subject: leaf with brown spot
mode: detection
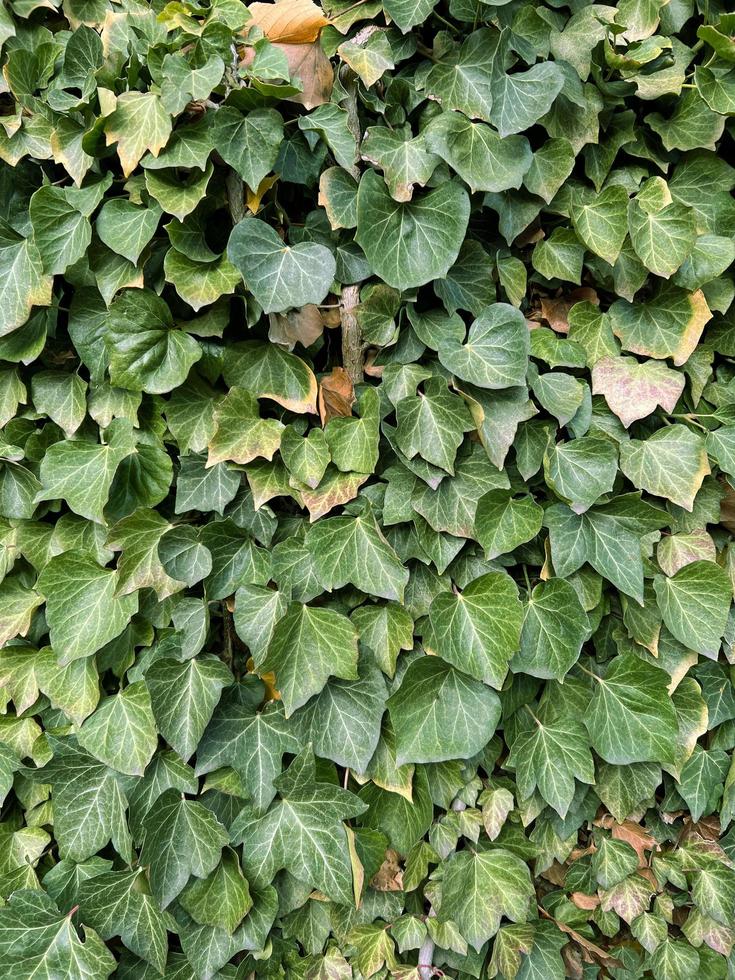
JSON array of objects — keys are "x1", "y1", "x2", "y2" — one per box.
[
  {"x1": 269, "y1": 306, "x2": 325, "y2": 351},
  {"x1": 539, "y1": 288, "x2": 599, "y2": 334},
  {"x1": 281, "y1": 42, "x2": 334, "y2": 109},
  {"x1": 370, "y1": 849, "x2": 404, "y2": 891}
]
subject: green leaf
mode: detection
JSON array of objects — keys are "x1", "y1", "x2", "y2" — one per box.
[
  {"x1": 39, "y1": 737, "x2": 131, "y2": 863},
  {"x1": 507, "y1": 705, "x2": 594, "y2": 817},
  {"x1": 437, "y1": 303, "x2": 530, "y2": 389},
  {"x1": 36, "y1": 418, "x2": 136, "y2": 523},
  {"x1": 259, "y1": 602, "x2": 359, "y2": 716},
  {"x1": 628, "y1": 198, "x2": 697, "y2": 279},
  {"x1": 438, "y1": 848, "x2": 534, "y2": 951},
  {"x1": 570, "y1": 186, "x2": 629, "y2": 265},
  {"x1": 104, "y1": 91, "x2": 172, "y2": 177},
  {"x1": 77, "y1": 869, "x2": 173, "y2": 973},
  {"x1": 0, "y1": 890, "x2": 116, "y2": 979},
  {"x1": 619, "y1": 425, "x2": 709, "y2": 511},
  {"x1": 231, "y1": 748, "x2": 367, "y2": 905},
  {"x1": 211, "y1": 107, "x2": 283, "y2": 188},
  {"x1": 360, "y1": 126, "x2": 439, "y2": 202},
  {"x1": 207, "y1": 387, "x2": 284, "y2": 465},
  {"x1": 77, "y1": 681, "x2": 158, "y2": 777},
  {"x1": 424, "y1": 571, "x2": 523, "y2": 688},
  {"x1": 196, "y1": 693, "x2": 300, "y2": 814},
  {"x1": 227, "y1": 216, "x2": 336, "y2": 314},
  {"x1": 324, "y1": 386, "x2": 380, "y2": 473},
  {"x1": 394, "y1": 377, "x2": 475, "y2": 474},
  {"x1": 140, "y1": 788, "x2": 228, "y2": 907},
  {"x1": 0, "y1": 220, "x2": 51, "y2": 339},
  {"x1": 584, "y1": 655, "x2": 679, "y2": 765},
  {"x1": 96, "y1": 198, "x2": 161, "y2": 265},
  {"x1": 29, "y1": 184, "x2": 92, "y2": 276},
  {"x1": 387, "y1": 656, "x2": 500, "y2": 764},
  {"x1": 513, "y1": 578, "x2": 589, "y2": 681},
  {"x1": 37, "y1": 551, "x2": 138, "y2": 663},
  {"x1": 544, "y1": 437, "x2": 618, "y2": 513},
  {"x1": 350, "y1": 602, "x2": 414, "y2": 678},
  {"x1": 424, "y1": 112, "x2": 532, "y2": 193},
  {"x1": 298, "y1": 651, "x2": 387, "y2": 770},
  {"x1": 608, "y1": 282, "x2": 711, "y2": 366},
  {"x1": 107, "y1": 289, "x2": 202, "y2": 395},
  {"x1": 146, "y1": 656, "x2": 231, "y2": 761},
  {"x1": 475, "y1": 491, "x2": 543, "y2": 560},
  {"x1": 31, "y1": 370, "x2": 87, "y2": 436},
  {"x1": 223, "y1": 341, "x2": 318, "y2": 414},
  {"x1": 424, "y1": 29, "x2": 497, "y2": 121},
  {"x1": 653, "y1": 560, "x2": 731, "y2": 658},
  {"x1": 164, "y1": 249, "x2": 240, "y2": 312},
  {"x1": 306, "y1": 510, "x2": 409, "y2": 601},
  {"x1": 180, "y1": 848, "x2": 252, "y2": 935},
  {"x1": 355, "y1": 170, "x2": 470, "y2": 290}
]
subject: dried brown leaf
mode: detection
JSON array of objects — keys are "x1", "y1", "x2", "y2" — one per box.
[{"x1": 318, "y1": 366, "x2": 355, "y2": 424}]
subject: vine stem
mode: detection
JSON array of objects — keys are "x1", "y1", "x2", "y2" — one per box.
[{"x1": 418, "y1": 798, "x2": 466, "y2": 979}]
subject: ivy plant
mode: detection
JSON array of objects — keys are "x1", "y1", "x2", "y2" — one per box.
[{"x1": 0, "y1": 0, "x2": 735, "y2": 977}]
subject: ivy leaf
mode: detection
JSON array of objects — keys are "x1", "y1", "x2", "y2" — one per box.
[
  {"x1": 140, "y1": 789, "x2": 229, "y2": 907},
  {"x1": 196, "y1": 693, "x2": 300, "y2": 814},
  {"x1": 39, "y1": 737, "x2": 131, "y2": 863},
  {"x1": 387, "y1": 656, "x2": 501, "y2": 764},
  {"x1": 146, "y1": 656, "x2": 232, "y2": 762},
  {"x1": 437, "y1": 303, "x2": 530, "y2": 389},
  {"x1": 591, "y1": 355, "x2": 685, "y2": 428},
  {"x1": 207, "y1": 387, "x2": 284, "y2": 465},
  {"x1": 77, "y1": 681, "x2": 158, "y2": 777},
  {"x1": 423, "y1": 571, "x2": 523, "y2": 689},
  {"x1": 490, "y1": 60, "x2": 565, "y2": 137},
  {"x1": 438, "y1": 849, "x2": 534, "y2": 951},
  {"x1": 179, "y1": 848, "x2": 252, "y2": 935},
  {"x1": 350, "y1": 602, "x2": 414, "y2": 677},
  {"x1": 37, "y1": 551, "x2": 138, "y2": 663},
  {"x1": 513, "y1": 578, "x2": 589, "y2": 681},
  {"x1": 298, "y1": 651, "x2": 387, "y2": 770},
  {"x1": 96, "y1": 198, "x2": 161, "y2": 265},
  {"x1": 360, "y1": 126, "x2": 439, "y2": 202},
  {"x1": 77, "y1": 869, "x2": 174, "y2": 973},
  {"x1": 475, "y1": 491, "x2": 544, "y2": 560},
  {"x1": 107, "y1": 289, "x2": 202, "y2": 395},
  {"x1": 424, "y1": 29, "x2": 497, "y2": 121},
  {"x1": 507, "y1": 705, "x2": 595, "y2": 817},
  {"x1": 544, "y1": 437, "x2": 618, "y2": 513},
  {"x1": 653, "y1": 560, "x2": 731, "y2": 658},
  {"x1": 223, "y1": 342, "x2": 318, "y2": 414},
  {"x1": 570, "y1": 186, "x2": 629, "y2": 265},
  {"x1": 104, "y1": 91, "x2": 172, "y2": 177},
  {"x1": 608, "y1": 283, "x2": 711, "y2": 366},
  {"x1": 306, "y1": 510, "x2": 409, "y2": 601},
  {"x1": 0, "y1": 220, "x2": 51, "y2": 339},
  {"x1": 259, "y1": 602, "x2": 359, "y2": 716},
  {"x1": 227, "y1": 216, "x2": 336, "y2": 314},
  {"x1": 619, "y1": 425, "x2": 709, "y2": 511},
  {"x1": 355, "y1": 170, "x2": 470, "y2": 290},
  {"x1": 628, "y1": 198, "x2": 697, "y2": 279},
  {"x1": 231, "y1": 748, "x2": 368, "y2": 905},
  {"x1": 424, "y1": 112, "x2": 532, "y2": 193},
  {"x1": 211, "y1": 107, "x2": 284, "y2": 189},
  {"x1": 36, "y1": 417, "x2": 136, "y2": 523},
  {"x1": 0, "y1": 890, "x2": 116, "y2": 979},
  {"x1": 584, "y1": 655, "x2": 679, "y2": 765},
  {"x1": 394, "y1": 378, "x2": 475, "y2": 474}
]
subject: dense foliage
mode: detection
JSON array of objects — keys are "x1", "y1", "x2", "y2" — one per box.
[{"x1": 1, "y1": 0, "x2": 735, "y2": 976}]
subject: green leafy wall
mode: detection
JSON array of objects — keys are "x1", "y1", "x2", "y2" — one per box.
[{"x1": 1, "y1": 0, "x2": 735, "y2": 977}]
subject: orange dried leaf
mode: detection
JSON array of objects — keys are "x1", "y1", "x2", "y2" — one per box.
[
  {"x1": 248, "y1": 0, "x2": 328, "y2": 43},
  {"x1": 318, "y1": 366, "x2": 355, "y2": 424}
]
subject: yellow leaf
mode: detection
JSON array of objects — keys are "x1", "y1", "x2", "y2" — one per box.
[
  {"x1": 247, "y1": 173, "x2": 279, "y2": 213},
  {"x1": 247, "y1": 0, "x2": 328, "y2": 43}
]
